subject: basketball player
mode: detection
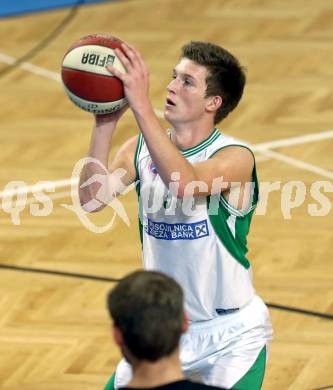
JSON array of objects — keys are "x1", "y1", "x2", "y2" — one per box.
[
  {"x1": 79, "y1": 41, "x2": 273, "y2": 389},
  {"x1": 107, "y1": 270, "x2": 225, "y2": 390}
]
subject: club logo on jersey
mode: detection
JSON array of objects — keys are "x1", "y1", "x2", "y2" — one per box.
[
  {"x1": 148, "y1": 160, "x2": 158, "y2": 176},
  {"x1": 145, "y1": 218, "x2": 209, "y2": 240}
]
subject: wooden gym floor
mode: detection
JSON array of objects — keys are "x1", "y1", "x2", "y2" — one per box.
[{"x1": 0, "y1": 0, "x2": 332, "y2": 389}]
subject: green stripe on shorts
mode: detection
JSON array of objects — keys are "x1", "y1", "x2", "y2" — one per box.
[
  {"x1": 231, "y1": 346, "x2": 266, "y2": 390},
  {"x1": 104, "y1": 372, "x2": 116, "y2": 390}
]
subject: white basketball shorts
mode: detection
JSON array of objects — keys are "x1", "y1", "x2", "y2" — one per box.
[{"x1": 114, "y1": 295, "x2": 273, "y2": 389}]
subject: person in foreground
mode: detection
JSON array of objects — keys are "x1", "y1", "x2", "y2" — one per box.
[
  {"x1": 80, "y1": 40, "x2": 272, "y2": 389},
  {"x1": 106, "y1": 270, "x2": 225, "y2": 390}
]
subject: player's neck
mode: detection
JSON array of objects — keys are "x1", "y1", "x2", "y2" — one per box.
[
  {"x1": 170, "y1": 120, "x2": 216, "y2": 151},
  {"x1": 127, "y1": 350, "x2": 184, "y2": 388}
]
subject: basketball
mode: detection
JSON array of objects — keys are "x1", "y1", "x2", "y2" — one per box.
[{"x1": 61, "y1": 33, "x2": 127, "y2": 115}]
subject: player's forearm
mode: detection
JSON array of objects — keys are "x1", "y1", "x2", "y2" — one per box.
[
  {"x1": 88, "y1": 117, "x2": 117, "y2": 162},
  {"x1": 133, "y1": 105, "x2": 196, "y2": 197},
  {"x1": 79, "y1": 120, "x2": 116, "y2": 206}
]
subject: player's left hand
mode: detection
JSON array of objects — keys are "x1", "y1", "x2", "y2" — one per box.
[{"x1": 106, "y1": 42, "x2": 151, "y2": 114}]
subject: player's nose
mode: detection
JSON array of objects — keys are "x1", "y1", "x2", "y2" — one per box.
[{"x1": 167, "y1": 78, "x2": 179, "y2": 94}]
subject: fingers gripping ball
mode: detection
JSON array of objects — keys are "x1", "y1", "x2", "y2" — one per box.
[{"x1": 61, "y1": 34, "x2": 127, "y2": 115}]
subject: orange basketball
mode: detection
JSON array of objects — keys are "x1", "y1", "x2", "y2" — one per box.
[{"x1": 61, "y1": 33, "x2": 127, "y2": 115}]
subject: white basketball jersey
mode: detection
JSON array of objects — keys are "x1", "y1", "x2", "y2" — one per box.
[{"x1": 134, "y1": 129, "x2": 258, "y2": 321}]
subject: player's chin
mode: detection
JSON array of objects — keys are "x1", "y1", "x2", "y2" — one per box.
[
  {"x1": 164, "y1": 108, "x2": 179, "y2": 123},
  {"x1": 164, "y1": 109, "x2": 172, "y2": 122}
]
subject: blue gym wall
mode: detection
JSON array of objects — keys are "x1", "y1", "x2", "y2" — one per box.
[{"x1": 0, "y1": 0, "x2": 114, "y2": 18}]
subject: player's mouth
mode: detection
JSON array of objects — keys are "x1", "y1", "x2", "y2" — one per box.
[{"x1": 165, "y1": 97, "x2": 176, "y2": 108}]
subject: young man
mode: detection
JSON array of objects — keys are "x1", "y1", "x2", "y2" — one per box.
[
  {"x1": 79, "y1": 41, "x2": 272, "y2": 389},
  {"x1": 106, "y1": 270, "x2": 225, "y2": 390}
]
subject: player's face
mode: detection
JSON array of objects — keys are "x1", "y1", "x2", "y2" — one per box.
[{"x1": 164, "y1": 58, "x2": 210, "y2": 125}]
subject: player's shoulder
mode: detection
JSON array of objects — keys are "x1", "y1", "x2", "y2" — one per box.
[
  {"x1": 209, "y1": 142, "x2": 254, "y2": 167},
  {"x1": 207, "y1": 131, "x2": 254, "y2": 171},
  {"x1": 212, "y1": 130, "x2": 252, "y2": 149}
]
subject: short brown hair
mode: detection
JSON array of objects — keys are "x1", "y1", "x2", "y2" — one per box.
[
  {"x1": 107, "y1": 270, "x2": 184, "y2": 361},
  {"x1": 181, "y1": 41, "x2": 246, "y2": 124}
]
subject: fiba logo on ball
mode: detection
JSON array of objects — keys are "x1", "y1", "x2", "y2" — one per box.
[
  {"x1": 80, "y1": 52, "x2": 115, "y2": 68},
  {"x1": 61, "y1": 33, "x2": 127, "y2": 115}
]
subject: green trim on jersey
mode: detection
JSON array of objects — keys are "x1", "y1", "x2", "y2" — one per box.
[
  {"x1": 181, "y1": 128, "x2": 221, "y2": 157},
  {"x1": 207, "y1": 144, "x2": 259, "y2": 269},
  {"x1": 134, "y1": 134, "x2": 143, "y2": 246},
  {"x1": 207, "y1": 196, "x2": 251, "y2": 269},
  {"x1": 134, "y1": 133, "x2": 143, "y2": 182},
  {"x1": 231, "y1": 346, "x2": 266, "y2": 390},
  {"x1": 137, "y1": 201, "x2": 143, "y2": 246},
  {"x1": 209, "y1": 144, "x2": 259, "y2": 216}
]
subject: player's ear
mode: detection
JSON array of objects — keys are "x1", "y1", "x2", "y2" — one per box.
[
  {"x1": 181, "y1": 311, "x2": 189, "y2": 333},
  {"x1": 112, "y1": 323, "x2": 125, "y2": 346},
  {"x1": 205, "y1": 95, "x2": 222, "y2": 113}
]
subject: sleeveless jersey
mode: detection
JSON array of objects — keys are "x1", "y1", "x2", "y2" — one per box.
[{"x1": 134, "y1": 128, "x2": 259, "y2": 321}]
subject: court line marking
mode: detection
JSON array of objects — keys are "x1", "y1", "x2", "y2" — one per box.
[
  {"x1": 254, "y1": 129, "x2": 333, "y2": 150},
  {"x1": 0, "y1": 191, "x2": 72, "y2": 209},
  {"x1": 1, "y1": 51, "x2": 333, "y2": 150},
  {"x1": 0, "y1": 52, "x2": 332, "y2": 199},
  {"x1": 1, "y1": 51, "x2": 333, "y2": 147},
  {"x1": 1, "y1": 142, "x2": 332, "y2": 204},
  {"x1": 0, "y1": 53, "x2": 61, "y2": 82},
  {"x1": 0, "y1": 178, "x2": 78, "y2": 198},
  {"x1": 253, "y1": 148, "x2": 333, "y2": 179},
  {"x1": 1, "y1": 262, "x2": 333, "y2": 319},
  {"x1": 255, "y1": 155, "x2": 271, "y2": 163},
  {"x1": 2, "y1": 51, "x2": 333, "y2": 150}
]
